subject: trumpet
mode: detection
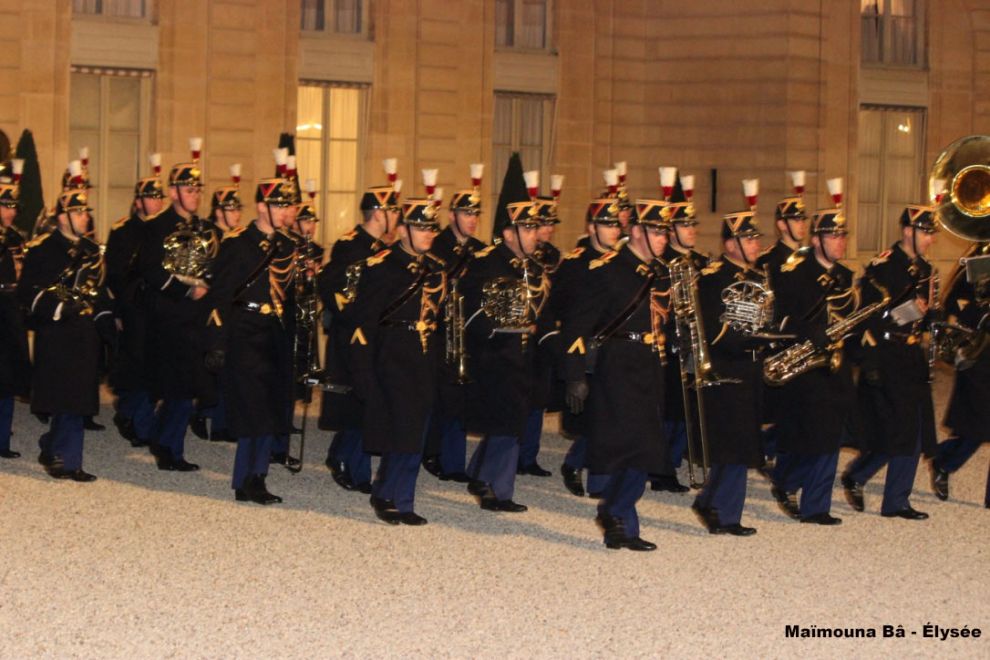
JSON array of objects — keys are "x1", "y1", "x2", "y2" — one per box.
[{"x1": 444, "y1": 279, "x2": 470, "y2": 384}]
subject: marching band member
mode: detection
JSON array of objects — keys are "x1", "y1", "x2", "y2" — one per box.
[
  {"x1": 931, "y1": 242, "x2": 990, "y2": 508},
  {"x1": 342, "y1": 198, "x2": 447, "y2": 525},
  {"x1": 562, "y1": 199, "x2": 673, "y2": 551},
  {"x1": 189, "y1": 167, "x2": 244, "y2": 444},
  {"x1": 842, "y1": 205, "x2": 939, "y2": 520},
  {"x1": 319, "y1": 180, "x2": 399, "y2": 493},
  {"x1": 0, "y1": 161, "x2": 29, "y2": 458},
  {"x1": 206, "y1": 178, "x2": 297, "y2": 504},
  {"x1": 423, "y1": 166, "x2": 487, "y2": 483},
  {"x1": 17, "y1": 188, "x2": 112, "y2": 480},
  {"x1": 769, "y1": 207, "x2": 858, "y2": 524},
  {"x1": 462, "y1": 199, "x2": 550, "y2": 512},
  {"x1": 556, "y1": 198, "x2": 624, "y2": 498},
  {"x1": 691, "y1": 206, "x2": 769, "y2": 536},
  {"x1": 105, "y1": 158, "x2": 166, "y2": 449},
  {"x1": 138, "y1": 141, "x2": 219, "y2": 472}
]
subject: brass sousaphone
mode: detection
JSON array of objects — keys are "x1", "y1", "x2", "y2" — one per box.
[{"x1": 927, "y1": 135, "x2": 990, "y2": 367}]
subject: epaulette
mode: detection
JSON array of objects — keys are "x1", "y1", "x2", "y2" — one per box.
[
  {"x1": 870, "y1": 250, "x2": 891, "y2": 266},
  {"x1": 221, "y1": 226, "x2": 248, "y2": 241},
  {"x1": 24, "y1": 232, "x2": 52, "y2": 250},
  {"x1": 337, "y1": 229, "x2": 358, "y2": 242},
  {"x1": 589, "y1": 250, "x2": 618, "y2": 270},
  {"x1": 780, "y1": 251, "x2": 806, "y2": 272},
  {"x1": 563, "y1": 247, "x2": 586, "y2": 260},
  {"x1": 111, "y1": 215, "x2": 130, "y2": 231},
  {"x1": 474, "y1": 245, "x2": 496, "y2": 259},
  {"x1": 367, "y1": 248, "x2": 391, "y2": 267},
  {"x1": 700, "y1": 259, "x2": 723, "y2": 276}
]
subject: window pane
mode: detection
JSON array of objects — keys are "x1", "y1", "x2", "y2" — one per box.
[
  {"x1": 109, "y1": 77, "x2": 140, "y2": 130},
  {"x1": 325, "y1": 191, "x2": 359, "y2": 243},
  {"x1": 327, "y1": 141, "x2": 358, "y2": 191},
  {"x1": 857, "y1": 108, "x2": 883, "y2": 253},
  {"x1": 297, "y1": 86, "x2": 324, "y2": 139},
  {"x1": 888, "y1": 15, "x2": 917, "y2": 65},
  {"x1": 328, "y1": 87, "x2": 359, "y2": 139},
  {"x1": 518, "y1": 97, "x2": 543, "y2": 147},
  {"x1": 336, "y1": 0, "x2": 361, "y2": 34},
  {"x1": 102, "y1": 0, "x2": 145, "y2": 17},
  {"x1": 70, "y1": 74, "x2": 101, "y2": 131},
  {"x1": 107, "y1": 132, "x2": 140, "y2": 188},
  {"x1": 519, "y1": 0, "x2": 547, "y2": 49},
  {"x1": 73, "y1": 0, "x2": 101, "y2": 14},
  {"x1": 301, "y1": 0, "x2": 325, "y2": 31},
  {"x1": 495, "y1": 0, "x2": 514, "y2": 47},
  {"x1": 493, "y1": 95, "x2": 514, "y2": 146}
]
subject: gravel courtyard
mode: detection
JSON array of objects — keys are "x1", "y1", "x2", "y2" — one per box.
[{"x1": 0, "y1": 367, "x2": 987, "y2": 659}]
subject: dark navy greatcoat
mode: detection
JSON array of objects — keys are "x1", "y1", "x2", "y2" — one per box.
[
  {"x1": 0, "y1": 225, "x2": 29, "y2": 399},
  {"x1": 138, "y1": 206, "x2": 221, "y2": 400},
  {"x1": 206, "y1": 222, "x2": 295, "y2": 438},
  {"x1": 696, "y1": 256, "x2": 766, "y2": 468},
  {"x1": 342, "y1": 246, "x2": 447, "y2": 454},
  {"x1": 17, "y1": 231, "x2": 111, "y2": 415},
  {"x1": 771, "y1": 252, "x2": 858, "y2": 454},
  {"x1": 560, "y1": 243, "x2": 668, "y2": 475},
  {"x1": 460, "y1": 242, "x2": 550, "y2": 438},
  {"x1": 316, "y1": 224, "x2": 384, "y2": 431},
  {"x1": 855, "y1": 242, "x2": 937, "y2": 458}
]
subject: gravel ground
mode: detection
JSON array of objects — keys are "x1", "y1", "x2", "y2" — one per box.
[{"x1": 0, "y1": 367, "x2": 987, "y2": 659}]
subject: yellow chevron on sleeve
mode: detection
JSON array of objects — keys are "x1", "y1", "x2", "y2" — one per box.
[
  {"x1": 350, "y1": 327, "x2": 367, "y2": 346},
  {"x1": 861, "y1": 329, "x2": 877, "y2": 347},
  {"x1": 566, "y1": 337, "x2": 586, "y2": 355},
  {"x1": 335, "y1": 292, "x2": 349, "y2": 311},
  {"x1": 207, "y1": 309, "x2": 222, "y2": 327}
]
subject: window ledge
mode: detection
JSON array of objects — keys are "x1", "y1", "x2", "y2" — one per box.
[{"x1": 300, "y1": 30, "x2": 369, "y2": 41}]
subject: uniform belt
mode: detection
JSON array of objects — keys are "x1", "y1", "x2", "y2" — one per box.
[
  {"x1": 882, "y1": 330, "x2": 921, "y2": 345},
  {"x1": 233, "y1": 300, "x2": 277, "y2": 316},
  {"x1": 611, "y1": 330, "x2": 659, "y2": 346},
  {"x1": 0, "y1": 283, "x2": 16, "y2": 293}
]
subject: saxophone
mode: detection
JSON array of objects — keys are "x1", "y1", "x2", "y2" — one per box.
[{"x1": 764, "y1": 287, "x2": 890, "y2": 386}]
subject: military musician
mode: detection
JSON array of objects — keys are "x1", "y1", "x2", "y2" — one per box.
[{"x1": 0, "y1": 162, "x2": 29, "y2": 458}]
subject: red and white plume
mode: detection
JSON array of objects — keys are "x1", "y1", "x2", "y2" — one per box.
[
  {"x1": 392, "y1": 179, "x2": 403, "y2": 200},
  {"x1": 422, "y1": 168, "x2": 438, "y2": 197},
  {"x1": 189, "y1": 137, "x2": 203, "y2": 163},
  {"x1": 826, "y1": 177, "x2": 843, "y2": 207},
  {"x1": 383, "y1": 158, "x2": 398, "y2": 183},
  {"x1": 550, "y1": 174, "x2": 564, "y2": 200},
  {"x1": 273, "y1": 148, "x2": 288, "y2": 175},
  {"x1": 470, "y1": 163, "x2": 484, "y2": 188},
  {"x1": 603, "y1": 169, "x2": 618, "y2": 195},
  {"x1": 229, "y1": 163, "x2": 241, "y2": 185},
  {"x1": 789, "y1": 170, "x2": 806, "y2": 195},
  {"x1": 742, "y1": 178, "x2": 759, "y2": 210},
  {"x1": 932, "y1": 178, "x2": 948, "y2": 204},
  {"x1": 432, "y1": 187, "x2": 444, "y2": 207},
  {"x1": 11, "y1": 158, "x2": 23, "y2": 183},
  {"x1": 79, "y1": 147, "x2": 90, "y2": 169},
  {"x1": 305, "y1": 178, "x2": 317, "y2": 201},
  {"x1": 659, "y1": 166, "x2": 678, "y2": 200},
  {"x1": 523, "y1": 170, "x2": 540, "y2": 199},
  {"x1": 149, "y1": 153, "x2": 162, "y2": 176},
  {"x1": 615, "y1": 161, "x2": 628, "y2": 186},
  {"x1": 680, "y1": 174, "x2": 695, "y2": 201},
  {"x1": 68, "y1": 159, "x2": 84, "y2": 185},
  {"x1": 286, "y1": 155, "x2": 297, "y2": 178}
]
